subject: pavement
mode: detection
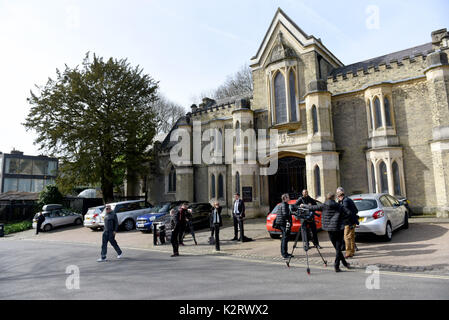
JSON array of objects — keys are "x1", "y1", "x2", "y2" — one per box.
[{"x1": 3, "y1": 216, "x2": 449, "y2": 275}]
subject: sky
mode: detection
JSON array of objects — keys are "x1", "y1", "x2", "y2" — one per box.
[{"x1": 0, "y1": 0, "x2": 448, "y2": 156}]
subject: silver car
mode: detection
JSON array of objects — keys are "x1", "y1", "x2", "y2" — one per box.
[
  {"x1": 32, "y1": 204, "x2": 83, "y2": 232},
  {"x1": 100, "y1": 200, "x2": 153, "y2": 231},
  {"x1": 350, "y1": 193, "x2": 409, "y2": 241},
  {"x1": 83, "y1": 205, "x2": 105, "y2": 231}
]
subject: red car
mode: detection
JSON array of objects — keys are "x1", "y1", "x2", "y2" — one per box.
[{"x1": 266, "y1": 199, "x2": 322, "y2": 239}]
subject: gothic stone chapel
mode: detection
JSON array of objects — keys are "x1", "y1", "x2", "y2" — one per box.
[{"x1": 143, "y1": 8, "x2": 449, "y2": 217}]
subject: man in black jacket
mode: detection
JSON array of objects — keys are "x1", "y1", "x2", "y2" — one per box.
[
  {"x1": 210, "y1": 202, "x2": 223, "y2": 251},
  {"x1": 97, "y1": 205, "x2": 122, "y2": 262},
  {"x1": 277, "y1": 194, "x2": 293, "y2": 259},
  {"x1": 231, "y1": 193, "x2": 246, "y2": 241},
  {"x1": 35, "y1": 212, "x2": 45, "y2": 235},
  {"x1": 295, "y1": 189, "x2": 321, "y2": 249},
  {"x1": 301, "y1": 193, "x2": 352, "y2": 272},
  {"x1": 171, "y1": 203, "x2": 189, "y2": 257},
  {"x1": 337, "y1": 187, "x2": 359, "y2": 258}
]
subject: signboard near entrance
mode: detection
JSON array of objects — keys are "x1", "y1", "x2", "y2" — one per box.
[{"x1": 242, "y1": 187, "x2": 253, "y2": 203}]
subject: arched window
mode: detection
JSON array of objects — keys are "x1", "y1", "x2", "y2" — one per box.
[
  {"x1": 314, "y1": 166, "x2": 321, "y2": 197},
  {"x1": 211, "y1": 174, "x2": 216, "y2": 198},
  {"x1": 371, "y1": 161, "x2": 376, "y2": 193},
  {"x1": 374, "y1": 97, "x2": 382, "y2": 129},
  {"x1": 235, "y1": 121, "x2": 240, "y2": 146},
  {"x1": 392, "y1": 161, "x2": 401, "y2": 195},
  {"x1": 274, "y1": 72, "x2": 287, "y2": 124},
  {"x1": 218, "y1": 174, "x2": 224, "y2": 199},
  {"x1": 379, "y1": 161, "x2": 388, "y2": 193},
  {"x1": 289, "y1": 71, "x2": 298, "y2": 122},
  {"x1": 312, "y1": 105, "x2": 318, "y2": 134},
  {"x1": 368, "y1": 100, "x2": 374, "y2": 130},
  {"x1": 384, "y1": 97, "x2": 392, "y2": 127},
  {"x1": 168, "y1": 165, "x2": 176, "y2": 193},
  {"x1": 235, "y1": 171, "x2": 240, "y2": 194}
]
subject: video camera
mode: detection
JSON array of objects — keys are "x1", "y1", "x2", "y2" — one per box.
[{"x1": 289, "y1": 204, "x2": 318, "y2": 222}]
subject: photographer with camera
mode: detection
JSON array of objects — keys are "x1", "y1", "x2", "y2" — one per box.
[
  {"x1": 300, "y1": 192, "x2": 352, "y2": 272},
  {"x1": 273, "y1": 194, "x2": 294, "y2": 259},
  {"x1": 295, "y1": 189, "x2": 321, "y2": 250}
]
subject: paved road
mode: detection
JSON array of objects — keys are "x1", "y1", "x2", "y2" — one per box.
[{"x1": 1, "y1": 239, "x2": 448, "y2": 300}]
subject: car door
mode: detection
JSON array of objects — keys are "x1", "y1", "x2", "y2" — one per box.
[
  {"x1": 387, "y1": 195, "x2": 404, "y2": 229},
  {"x1": 115, "y1": 204, "x2": 129, "y2": 225},
  {"x1": 379, "y1": 196, "x2": 394, "y2": 227},
  {"x1": 50, "y1": 210, "x2": 63, "y2": 226}
]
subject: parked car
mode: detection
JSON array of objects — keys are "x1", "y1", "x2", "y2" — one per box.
[
  {"x1": 99, "y1": 200, "x2": 153, "y2": 231},
  {"x1": 83, "y1": 205, "x2": 106, "y2": 231},
  {"x1": 136, "y1": 201, "x2": 185, "y2": 233},
  {"x1": 32, "y1": 204, "x2": 83, "y2": 232},
  {"x1": 350, "y1": 193, "x2": 409, "y2": 241},
  {"x1": 266, "y1": 200, "x2": 322, "y2": 239}
]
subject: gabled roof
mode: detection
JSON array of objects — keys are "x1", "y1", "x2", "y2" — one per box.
[{"x1": 250, "y1": 8, "x2": 343, "y2": 67}]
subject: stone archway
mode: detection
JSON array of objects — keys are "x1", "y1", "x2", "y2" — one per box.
[{"x1": 268, "y1": 155, "x2": 306, "y2": 210}]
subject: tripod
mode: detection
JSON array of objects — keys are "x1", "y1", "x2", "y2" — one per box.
[{"x1": 286, "y1": 218, "x2": 327, "y2": 275}]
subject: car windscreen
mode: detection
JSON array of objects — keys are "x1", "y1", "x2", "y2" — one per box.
[
  {"x1": 149, "y1": 204, "x2": 170, "y2": 213},
  {"x1": 352, "y1": 199, "x2": 378, "y2": 211}
]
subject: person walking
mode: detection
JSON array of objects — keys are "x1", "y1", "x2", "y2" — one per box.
[
  {"x1": 336, "y1": 187, "x2": 359, "y2": 258},
  {"x1": 231, "y1": 193, "x2": 246, "y2": 242},
  {"x1": 35, "y1": 212, "x2": 45, "y2": 235},
  {"x1": 300, "y1": 193, "x2": 352, "y2": 272},
  {"x1": 184, "y1": 206, "x2": 197, "y2": 245},
  {"x1": 295, "y1": 189, "x2": 321, "y2": 249},
  {"x1": 277, "y1": 194, "x2": 293, "y2": 259},
  {"x1": 97, "y1": 205, "x2": 122, "y2": 262},
  {"x1": 210, "y1": 202, "x2": 223, "y2": 251},
  {"x1": 178, "y1": 203, "x2": 188, "y2": 246}
]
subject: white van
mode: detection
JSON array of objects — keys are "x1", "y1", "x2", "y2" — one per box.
[{"x1": 99, "y1": 200, "x2": 153, "y2": 231}]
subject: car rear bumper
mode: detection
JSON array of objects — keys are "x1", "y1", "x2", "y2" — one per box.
[
  {"x1": 84, "y1": 221, "x2": 102, "y2": 228},
  {"x1": 355, "y1": 218, "x2": 387, "y2": 236}
]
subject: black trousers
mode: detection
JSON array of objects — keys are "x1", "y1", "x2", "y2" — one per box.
[
  {"x1": 233, "y1": 215, "x2": 244, "y2": 240},
  {"x1": 178, "y1": 222, "x2": 186, "y2": 244},
  {"x1": 328, "y1": 230, "x2": 347, "y2": 268},
  {"x1": 101, "y1": 231, "x2": 122, "y2": 259},
  {"x1": 171, "y1": 225, "x2": 180, "y2": 254},
  {"x1": 36, "y1": 222, "x2": 43, "y2": 234},
  {"x1": 213, "y1": 224, "x2": 220, "y2": 250},
  {"x1": 280, "y1": 226, "x2": 290, "y2": 257}
]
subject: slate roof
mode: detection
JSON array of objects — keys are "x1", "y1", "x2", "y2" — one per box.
[{"x1": 330, "y1": 42, "x2": 433, "y2": 77}]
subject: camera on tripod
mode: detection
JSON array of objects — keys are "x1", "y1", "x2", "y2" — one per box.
[{"x1": 289, "y1": 204, "x2": 315, "y2": 221}]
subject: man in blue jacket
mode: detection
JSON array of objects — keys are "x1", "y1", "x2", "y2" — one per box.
[{"x1": 97, "y1": 205, "x2": 122, "y2": 262}]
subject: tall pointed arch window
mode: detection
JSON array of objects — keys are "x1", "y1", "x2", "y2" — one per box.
[
  {"x1": 168, "y1": 165, "x2": 176, "y2": 193},
  {"x1": 371, "y1": 161, "x2": 376, "y2": 193},
  {"x1": 384, "y1": 97, "x2": 392, "y2": 127},
  {"x1": 314, "y1": 166, "x2": 321, "y2": 197},
  {"x1": 211, "y1": 174, "x2": 216, "y2": 198},
  {"x1": 392, "y1": 161, "x2": 401, "y2": 196},
  {"x1": 312, "y1": 105, "x2": 318, "y2": 134},
  {"x1": 235, "y1": 121, "x2": 240, "y2": 146},
  {"x1": 289, "y1": 70, "x2": 298, "y2": 122},
  {"x1": 235, "y1": 171, "x2": 240, "y2": 194},
  {"x1": 379, "y1": 161, "x2": 388, "y2": 193},
  {"x1": 274, "y1": 72, "x2": 287, "y2": 124},
  {"x1": 218, "y1": 174, "x2": 224, "y2": 199},
  {"x1": 374, "y1": 97, "x2": 382, "y2": 129},
  {"x1": 368, "y1": 100, "x2": 374, "y2": 130}
]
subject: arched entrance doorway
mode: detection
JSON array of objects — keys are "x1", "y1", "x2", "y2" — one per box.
[{"x1": 268, "y1": 156, "x2": 306, "y2": 210}]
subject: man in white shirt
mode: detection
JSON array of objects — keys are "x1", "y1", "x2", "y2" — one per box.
[{"x1": 231, "y1": 193, "x2": 246, "y2": 241}]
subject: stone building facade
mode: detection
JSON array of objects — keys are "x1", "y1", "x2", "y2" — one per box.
[{"x1": 146, "y1": 9, "x2": 449, "y2": 217}]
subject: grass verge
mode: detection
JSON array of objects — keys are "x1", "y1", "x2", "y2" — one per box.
[{"x1": 3, "y1": 221, "x2": 33, "y2": 235}]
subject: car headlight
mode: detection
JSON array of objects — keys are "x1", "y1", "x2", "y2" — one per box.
[{"x1": 150, "y1": 216, "x2": 156, "y2": 221}]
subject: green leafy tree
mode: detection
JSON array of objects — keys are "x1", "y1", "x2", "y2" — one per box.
[
  {"x1": 24, "y1": 53, "x2": 159, "y2": 202},
  {"x1": 38, "y1": 185, "x2": 64, "y2": 209}
]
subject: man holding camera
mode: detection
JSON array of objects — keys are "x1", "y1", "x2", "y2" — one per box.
[{"x1": 295, "y1": 189, "x2": 321, "y2": 250}]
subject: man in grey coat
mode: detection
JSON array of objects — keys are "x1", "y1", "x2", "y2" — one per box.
[{"x1": 97, "y1": 205, "x2": 122, "y2": 262}]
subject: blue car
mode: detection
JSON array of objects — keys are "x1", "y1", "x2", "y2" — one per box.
[{"x1": 136, "y1": 201, "x2": 185, "y2": 233}]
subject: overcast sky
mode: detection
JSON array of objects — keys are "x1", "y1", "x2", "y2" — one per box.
[{"x1": 0, "y1": 0, "x2": 447, "y2": 156}]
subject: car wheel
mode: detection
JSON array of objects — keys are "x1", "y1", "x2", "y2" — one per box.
[
  {"x1": 270, "y1": 233, "x2": 281, "y2": 239},
  {"x1": 74, "y1": 218, "x2": 82, "y2": 225},
  {"x1": 402, "y1": 214, "x2": 409, "y2": 230},
  {"x1": 43, "y1": 224, "x2": 52, "y2": 232},
  {"x1": 382, "y1": 222, "x2": 393, "y2": 242},
  {"x1": 123, "y1": 219, "x2": 135, "y2": 231}
]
